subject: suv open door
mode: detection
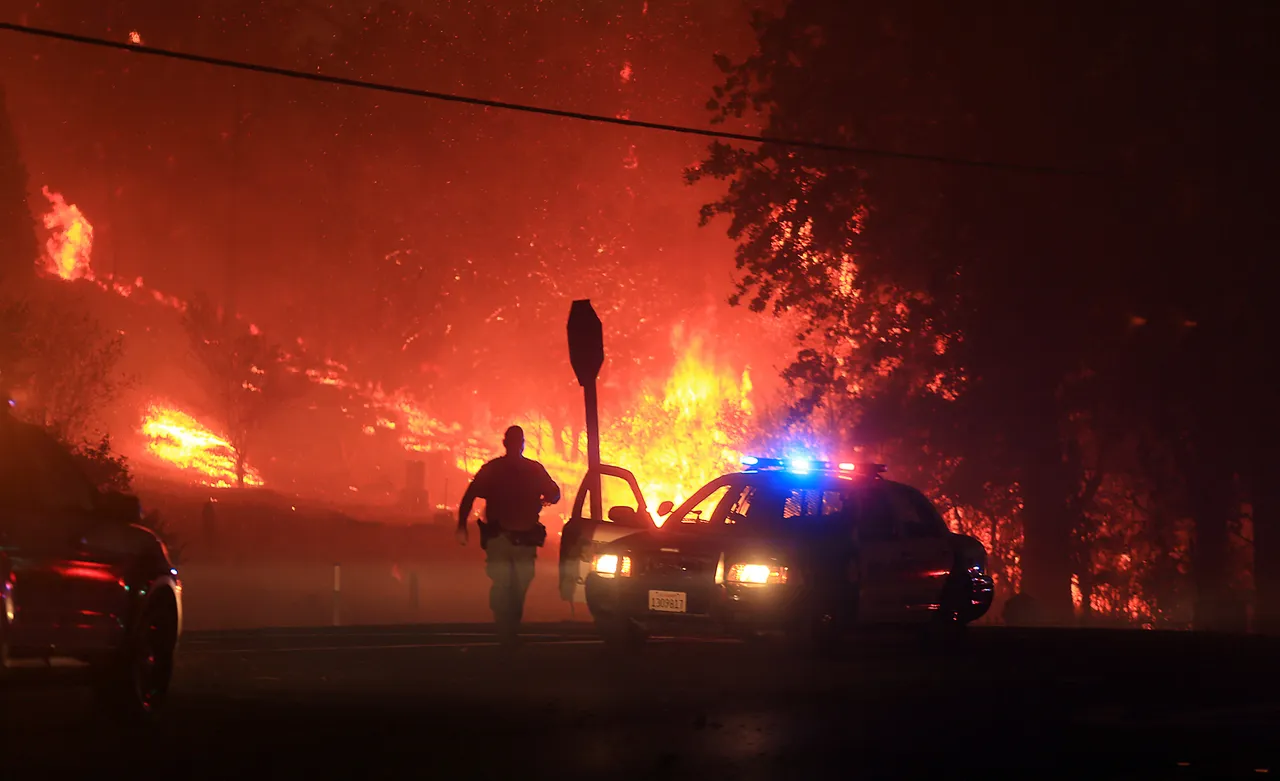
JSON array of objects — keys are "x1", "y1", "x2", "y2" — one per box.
[{"x1": 558, "y1": 464, "x2": 654, "y2": 607}]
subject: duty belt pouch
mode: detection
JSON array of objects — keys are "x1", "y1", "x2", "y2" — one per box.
[
  {"x1": 477, "y1": 520, "x2": 493, "y2": 551},
  {"x1": 508, "y1": 523, "x2": 548, "y2": 548}
]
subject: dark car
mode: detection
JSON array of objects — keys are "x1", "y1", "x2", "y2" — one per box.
[
  {"x1": 583, "y1": 457, "x2": 993, "y2": 649},
  {"x1": 1, "y1": 410, "x2": 183, "y2": 718}
]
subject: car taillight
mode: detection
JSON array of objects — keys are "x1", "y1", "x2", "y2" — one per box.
[
  {"x1": 592, "y1": 554, "x2": 632, "y2": 578},
  {"x1": 594, "y1": 554, "x2": 618, "y2": 575},
  {"x1": 726, "y1": 563, "x2": 788, "y2": 585}
]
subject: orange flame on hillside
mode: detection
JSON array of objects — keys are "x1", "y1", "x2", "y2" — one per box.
[
  {"x1": 39, "y1": 186, "x2": 185, "y2": 308},
  {"x1": 40, "y1": 186, "x2": 94, "y2": 281},
  {"x1": 140, "y1": 404, "x2": 264, "y2": 489}
]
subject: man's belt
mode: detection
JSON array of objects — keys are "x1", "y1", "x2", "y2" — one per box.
[{"x1": 479, "y1": 521, "x2": 547, "y2": 548}]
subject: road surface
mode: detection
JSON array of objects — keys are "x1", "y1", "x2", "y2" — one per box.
[{"x1": 3, "y1": 625, "x2": 1278, "y2": 779}]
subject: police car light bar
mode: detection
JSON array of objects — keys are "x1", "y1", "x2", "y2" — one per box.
[{"x1": 739, "y1": 456, "x2": 887, "y2": 474}]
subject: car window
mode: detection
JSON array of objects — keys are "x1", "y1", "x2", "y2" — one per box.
[
  {"x1": 728, "y1": 482, "x2": 791, "y2": 533},
  {"x1": 853, "y1": 487, "x2": 898, "y2": 543},
  {"x1": 821, "y1": 491, "x2": 846, "y2": 517},
  {"x1": 587, "y1": 471, "x2": 643, "y2": 522},
  {"x1": 782, "y1": 489, "x2": 824, "y2": 520},
  {"x1": 723, "y1": 485, "x2": 757, "y2": 525},
  {"x1": 671, "y1": 480, "x2": 735, "y2": 527},
  {"x1": 725, "y1": 482, "x2": 856, "y2": 536},
  {"x1": 892, "y1": 484, "x2": 950, "y2": 538}
]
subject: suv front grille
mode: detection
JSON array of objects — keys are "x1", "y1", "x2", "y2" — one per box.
[{"x1": 643, "y1": 554, "x2": 707, "y2": 577}]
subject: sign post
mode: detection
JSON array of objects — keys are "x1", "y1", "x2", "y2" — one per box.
[{"x1": 567, "y1": 299, "x2": 604, "y2": 522}]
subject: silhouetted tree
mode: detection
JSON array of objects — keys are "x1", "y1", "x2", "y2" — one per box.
[
  {"x1": 183, "y1": 292, "x2": 304, "y2": 487},
  {"x1": 0, "y1": 83, "x2": 38, "y2": 292},
  {"x1": 687, "y1": 1, "x2": 1205, "y2": 623},
  {"x1": 12, "y1": 299, "x2": 129, "y2": 440}
]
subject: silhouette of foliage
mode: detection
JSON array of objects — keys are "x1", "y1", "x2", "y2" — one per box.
[{"x1": 183, "y1": 292, "x2": 305, "y2": 486}]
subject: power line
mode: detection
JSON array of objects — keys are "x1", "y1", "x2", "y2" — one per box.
[{"x1": 0, "y1": 20, "x2": 1083, "y2": 175}]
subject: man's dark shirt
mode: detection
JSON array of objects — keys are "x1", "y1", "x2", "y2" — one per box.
[{"x1": 458, "y1": 454, "x2": 560, "y2": 532}]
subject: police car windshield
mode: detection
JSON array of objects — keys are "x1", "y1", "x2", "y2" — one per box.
[{"x1": 670, "y1": 472, "x2": 860, "y2": 533}]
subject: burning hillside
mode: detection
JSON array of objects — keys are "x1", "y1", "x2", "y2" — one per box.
[
  {"x1": 140, "y1": 404, "x2": 264, "y2": 489},
  {"x1": 34, "y1": 186, "x2": 759, "y2": 505}
]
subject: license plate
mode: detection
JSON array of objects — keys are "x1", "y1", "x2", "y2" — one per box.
[{"x1": 648, "y1": 590, "x2": 687, "y2": 613}]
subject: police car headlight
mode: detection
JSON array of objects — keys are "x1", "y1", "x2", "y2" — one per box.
[
  {"x1": 726, "y1": 563, "x2": 788, "y2": 585},
  {"x1": 592, "y1": 554, "x2": 631, "y2": 577}
]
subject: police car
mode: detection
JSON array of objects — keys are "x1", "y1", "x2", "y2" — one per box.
[{"x1": 578, "y1": 456, "x2": 993, "y2": 649}]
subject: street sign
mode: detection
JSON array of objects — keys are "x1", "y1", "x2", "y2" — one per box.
[
  {"x1": 567, "y1": 299, "x2": 604, "y2": 387},
  {"x1": 566, "y1": 299, "x2": 604, "y2": 523}
]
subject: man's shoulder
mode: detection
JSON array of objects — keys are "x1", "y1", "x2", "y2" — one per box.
[{"x1": 518, "y1": 456, "x2": 551, "y2": 473}]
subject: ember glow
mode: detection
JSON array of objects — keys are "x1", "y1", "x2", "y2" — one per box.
[{"x1": 140, "y1": 404, "x2": 264, "y2": 489}]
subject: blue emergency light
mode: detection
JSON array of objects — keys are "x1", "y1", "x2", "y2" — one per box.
[{"x1": 739, "y1": 456, "x2": 887, "y2": 474}]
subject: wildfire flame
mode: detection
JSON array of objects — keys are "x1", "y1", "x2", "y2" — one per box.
[
  {"x1": 607, "y1": 340, "x2": 752, "y2": 519},
  {"x1": 36, "y1": 189, "x2": 754, "y2": 513},
  {"x1": 38, "y1": 186, "x2": 185, "y2": 307},
  {"x1": 140, "y1": 404, "x2": 264, "y2": 489},
  {"x1": 462, "y1": 338, "x2": 753, "y2": 525},
  {"x1": 40, "y1": 186, "x2": 94, "y2": 281}
]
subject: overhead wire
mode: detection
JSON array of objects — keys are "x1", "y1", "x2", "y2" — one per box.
[{"x1": 0, "y1": 20, "x2": 1086, "y2": 175}]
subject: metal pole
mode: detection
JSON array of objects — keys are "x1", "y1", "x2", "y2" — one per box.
[
  {"x1": 332, "y1": 563, "x2": 341, "y2": 627},
  {"x1": 584, "y1": 380, "x2": 603, "y2": 522}
]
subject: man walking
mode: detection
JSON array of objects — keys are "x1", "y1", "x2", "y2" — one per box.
[{"x1": 457, "y1": 425, "x2": 561, "y2": 646}]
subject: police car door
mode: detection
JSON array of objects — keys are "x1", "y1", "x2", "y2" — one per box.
[
  {"x1": 558, "y1": 465, "x2": 650, "y2": 606},
  {"x1": 849, "y1": 484, "x2": 905, "y2": 623},
  {"x1": 885, "y1": 484, "x2": 956, "y2": 620}
]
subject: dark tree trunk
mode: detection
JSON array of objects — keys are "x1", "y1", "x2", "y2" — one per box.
[
  {"x1": 1018, "y1": 409, "x2": 1078, "y2": 626},
  {"x1": 235, "y1": 449, "x2": 247, "y2": 488},
  {"x1": 1251, "y1": 455, "x2": 1280, "y2": 635},
  {"x1": 1020, "y1": 476, "x2": 1076, "y2": 625},
  {"x1": 1186, "y1": 457, "x2": 1239, "y2": 631}
]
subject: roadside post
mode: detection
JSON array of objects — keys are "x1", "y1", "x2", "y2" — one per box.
[{"x1": 332, "y1": 563, "x2": 341, "y2": 627}]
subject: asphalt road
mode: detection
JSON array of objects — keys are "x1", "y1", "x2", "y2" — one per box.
[{"x1": 3, "y1": 625, "x2": 1279, "y2": 780}]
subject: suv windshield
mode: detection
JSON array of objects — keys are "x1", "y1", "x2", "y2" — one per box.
[
  {"x1": 669, "y1": 474, "x2": 861, "y2": 534},
  {"x1": 665, "y1": 473, "x2": 952, "y2": 541}
]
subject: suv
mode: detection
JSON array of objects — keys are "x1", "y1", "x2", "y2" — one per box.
[
  {"x1": 580, "y1": 457, "x2": 993, "y2": 648},
  {"x1": 1, "y1": 410, "x2": 183, "y2": 718}
]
